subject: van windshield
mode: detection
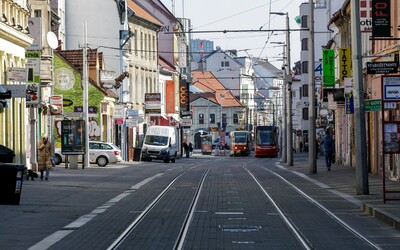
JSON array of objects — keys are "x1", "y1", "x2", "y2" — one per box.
[{"x1": 144, "y1": 135, "x2": 169, "y2": 146}]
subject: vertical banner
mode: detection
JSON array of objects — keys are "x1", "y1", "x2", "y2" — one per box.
[
  {"x1": 165, "y1": 80, "x2": 175, "y2": 114},
  {"x1": 345, "y1": 94, "x2": 354, "y2": 114},
  {"x1": 339, "y1": 48, "x2": 351, "y2": 82},
  {"x1": 179, "y1": 78, "x2": 189, "y2": 111},
  {"x1": 50, "y1": 95, "x2": 63, "y2": 116},
  {"x1": 322, "y1": 49, "x2": 335, "y2": 87},
  {"x1": 372, "y1": 0, "x2": 391, "y2": 37}
]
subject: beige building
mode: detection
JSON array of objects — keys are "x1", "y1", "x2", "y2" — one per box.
[
  {"x1": 0, "y1": 0, "x2": 33, "y2": 164},
  {"x1": 327, "y1": 1, "x2": 400, "y2": 181}
]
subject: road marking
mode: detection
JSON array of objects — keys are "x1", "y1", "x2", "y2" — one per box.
[
  {"x1": 215, "y1": 212, "x2": 244, "y2": 215},
  {"x1": 28, "y1": 173, "x2": 164, "y2": 250},
  {"x1": 28, "y1": 230, "x2": 73, "y2": 250}
]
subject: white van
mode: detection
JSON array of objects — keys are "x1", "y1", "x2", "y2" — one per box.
[{"x1": 141, "y1": 126, "x2": 179, "y2": 163}]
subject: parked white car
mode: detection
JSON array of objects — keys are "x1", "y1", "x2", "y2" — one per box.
[{"x1": 54, "y1": 141, "x2": 122, "y2": 167}]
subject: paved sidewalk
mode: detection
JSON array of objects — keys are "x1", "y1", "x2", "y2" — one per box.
[{"x1": 281, "y1": 152, "x2": 400, "y2": 231}]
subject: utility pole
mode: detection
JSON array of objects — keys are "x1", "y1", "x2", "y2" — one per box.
[
  {"x1": 286, "y1": 14, "x2": 293, "y2": 166},
  {"x1": 83, "y1": 21, "x2": 89, "y2": 168},
  {"x1": 350, "y1": 0, "x2": 369, "y2": 194},
  {"x1": 271, "y1": 12, "x2": 290, "y2": 164},
  {"x1": 308, "y1": 0, "x2": 317, "y2": 174}
]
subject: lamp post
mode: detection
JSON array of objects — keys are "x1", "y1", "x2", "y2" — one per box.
[{"x1": 271, "y1": 12, "x2": 292, "y2": 165}]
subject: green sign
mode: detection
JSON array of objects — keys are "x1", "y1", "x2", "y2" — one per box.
[
  {"x1": 323, "y1": 49, "x2": 335, "y2": 87},
  {"x1": 365, "y1": 99, "x2": 381, "y2": 112}
]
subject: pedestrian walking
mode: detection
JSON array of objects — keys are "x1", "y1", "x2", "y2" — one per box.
[
  {"x1": 188, "y1": 142, "x2": 193, "y2": 156},
  {"x1": 321, "y1": 129, "x2": 334, "y2": 171},
  {"x1": 38, "y1": 134, "x2": 52, "y2": 180},
  {"x1": 183, "y1": 141, "x2": 190, "y2": 158}
]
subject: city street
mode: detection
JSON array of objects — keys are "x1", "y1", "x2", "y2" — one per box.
[{"x1": 1, "y1": 151, "x2": 400, "y2": 250}]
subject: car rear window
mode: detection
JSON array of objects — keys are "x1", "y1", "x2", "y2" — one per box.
[{"x1": 101, "y1": 144, "x2": 113, "y2": 149}]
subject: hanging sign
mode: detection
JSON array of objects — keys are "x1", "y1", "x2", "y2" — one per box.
[
  {"x1": 322, "y1": 49, "x2": 335, "y2": 87},
  {"x1": 372, "y1": 0, "x2": 391, "y2": 37},
  {"x1": 339, "y1": 48, "x2": 351, "y2": 82}
]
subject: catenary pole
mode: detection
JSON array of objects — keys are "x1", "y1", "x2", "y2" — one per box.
[
  {"x1": 350, "y1": 0, "x2": 369, "y2": 194},
  {"x1": 308, "y1": 1, "x2": 317, "y2": 174},
  {"x1": 83, "y1": 21, "x2": 89, "y2": 168},
  {"x1": 286, "y1": 14, "x2": 293, "y2": 166}
]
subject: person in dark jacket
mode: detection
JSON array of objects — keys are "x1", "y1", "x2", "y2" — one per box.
[
  {"x1": 183, "y1": 141, "x2": 190, "y2": 158},
  {"x1": 188, "y1": 142, "x2": 193, "y2": 156},
  {"x1": 322, "y1": 129, "x2": 334, "y2": 171}
]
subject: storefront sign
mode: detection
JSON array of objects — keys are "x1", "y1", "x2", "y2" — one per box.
[
  {"x1": 365, "y1": 99, "x2": 381, "y2": 112},
  {"x1": 339, "y1": 48, "x2": 351, "y2": 82}
]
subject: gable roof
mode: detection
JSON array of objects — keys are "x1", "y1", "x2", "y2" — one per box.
[
  {"x1": 192, "y1": 71, "x2": 243, "y2": 107},
  {"x1": 129, "y1": 1, "x2": 163, "y2": 26},
  {"x1": 57, "y1": 49, "x2": 103, "y2": 71}
]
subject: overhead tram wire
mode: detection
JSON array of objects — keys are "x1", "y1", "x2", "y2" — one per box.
[
  {"x1": 88, "y1": 43, "x2": 284, "y2": 55},
  {"x1": 164, "y1": 28, "x2": 307, "y2": 34}
]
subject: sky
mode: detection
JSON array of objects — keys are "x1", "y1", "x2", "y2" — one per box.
[{"x1": 160, "y1": 0, "x2": 308, "y2": 68}]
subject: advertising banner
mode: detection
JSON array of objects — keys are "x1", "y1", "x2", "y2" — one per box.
[
  {"x1": 372, "y1": 0, "x2": 391, "y2": 37},
  {"x1": 50, "y1": 95, "x2": 63, "y2": 116},
  {"x1": 322, "y1": 49, "x2": 335, "y2": 87},
  {"x1": 165, "y1": 80, "x2": 175, "y2": 114},
  {"x1": 179, "y1": 78, "x2": 189, "y2": 111}
]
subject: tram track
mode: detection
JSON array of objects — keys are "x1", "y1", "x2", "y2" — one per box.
[
  {"x1": 244, "y1": 159, "x2": 382, "y2": 250},
  {"x1": 107, "y1": 164, "x2": 211, "y2": 250}
]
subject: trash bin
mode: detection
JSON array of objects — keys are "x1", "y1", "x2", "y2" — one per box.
[
  {"x1": 0, "y1": 144, "x2": 15, "y2": 163},
  {"x1": 133, "y1": 147, "x2": 141, "y2": 161},
  {"x1": 0, "y1": 164, "x2": 26, "y2": 205}
]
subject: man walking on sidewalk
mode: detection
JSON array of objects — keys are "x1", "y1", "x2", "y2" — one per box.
[{"x1": 321, "y1": 129, "x2": 334, "y2": 171}]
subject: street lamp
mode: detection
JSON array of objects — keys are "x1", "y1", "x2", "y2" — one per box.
[{"x1": 270, "y1": 11, "x2": 292, "y2": 166}]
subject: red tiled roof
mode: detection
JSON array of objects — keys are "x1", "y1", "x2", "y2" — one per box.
[
  {"x1": 57, "y1": 49, "x2": 102, "y2": 70},
  {"x1": 192, "y1": 71, "x2": 243, "y2": 107}
]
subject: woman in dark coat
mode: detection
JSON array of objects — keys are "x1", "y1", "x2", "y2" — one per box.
[{"x1": 38, "y1": 134, "x2": 52, "y2": 180}]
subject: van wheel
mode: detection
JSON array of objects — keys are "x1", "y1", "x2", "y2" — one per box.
[
  {"x1": 96, "y1": 156, "x2": 108, "y2": 166},
  {"x1": 163, "y1": 158, "x2": 169, "y2": 163},
  {"x1": 171, "y1": 157, "x2": 175, "y2": 163}
]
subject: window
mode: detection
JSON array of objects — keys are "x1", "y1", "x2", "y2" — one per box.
[
  {"x1": 301, "y1": 38, "x2": 308, "y2": 51},
  {"x1": 302, "y1": 107, "x2": 309, "y2": 120},
  {"x1": 221, "y1": 61, "x2": 230, "y2": 68},
  {"x1": 210, "y1": 114, "x2": 215, "y2": 124},
  {"x1": 199, "y1": 113, "x2": 205, "y2": 124},
  {"x1": 34, "y1": 10, "x2": 41, "y2": 17},
  {"x1": 302, "y1": 84, "x2": 308, "y2": 97},
  {"x1": 302, "y1": 61, "x2": 309, "y2": 74},
  {"x1": 301, "y1": 15, "x2": 307, "y2": 28},
  {"x1": 222, "y1": 114, "x2": 227, "y2": 123},
  {"x1": 233, "y1": 113, "x2": 239, "y2": 124}
]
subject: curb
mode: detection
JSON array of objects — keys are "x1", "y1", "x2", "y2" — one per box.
[{"x1": 363, "y1": 203, "x2": 400, "y2": 231}]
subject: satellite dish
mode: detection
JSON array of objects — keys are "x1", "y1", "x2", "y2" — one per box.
[{"x1": 47, "y1": 31, "x2": 58, "y2": 49}]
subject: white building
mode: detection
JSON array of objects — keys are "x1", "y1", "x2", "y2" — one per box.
[{"x1": 297, "y1": 1, "x2": 332, "y2": 149}]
